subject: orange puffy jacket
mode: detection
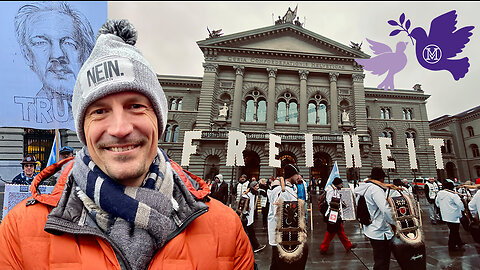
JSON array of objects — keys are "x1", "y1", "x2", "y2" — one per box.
[{"x1": 0, "y1": 158, "x2": 254, "y2": 270}]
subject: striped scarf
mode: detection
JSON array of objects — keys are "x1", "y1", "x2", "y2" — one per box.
[{"x1": 72, "y1": 146, "x2": 177, "y2": 270}]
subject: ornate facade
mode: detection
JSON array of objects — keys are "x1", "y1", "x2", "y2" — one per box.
[
  {"x1": 157, "y1": 21, "x2": 437, "y2": 185},
  {"x1": 0, "y1": 15, "x2": 441, "y2": 184}
]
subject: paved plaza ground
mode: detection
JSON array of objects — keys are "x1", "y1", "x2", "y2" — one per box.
[
  {"x1": 1, "y1": 185, "x2": 480, "y2": 269},
  {"x1": 251, "y1": 193, "x2": 480, "y2": 270}
]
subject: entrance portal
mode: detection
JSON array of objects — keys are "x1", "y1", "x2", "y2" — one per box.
[
  {"x1": 241, "y1": 150, "x2": 260, "y2": 181},
  {"x1": 446, "y1": 162, "x2": 457, "y2": 180},
  {"x1": 275, "y1": 152, "x2": 297, "y2": 178},
  {"x1": 311, "y1": 152, "x2": 332, "y2": 189}
]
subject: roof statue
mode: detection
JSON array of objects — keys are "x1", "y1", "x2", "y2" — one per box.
[
  {"x1": 282, "y1": 5, "x2": 297, "y2": 23},
  {"x1": 275, "y1": 5, "x2": 302, "y2": 27},
  {"x1": 350, "y1": 41, "x2": 363, "y2": 51},
  {"x1": 207, "y1": 27, "x2": 223, "y2": 39}
]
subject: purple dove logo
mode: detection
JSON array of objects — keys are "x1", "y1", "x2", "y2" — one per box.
[
  {"x1": 389, "y1": 10, "x2": 474, "y2": 81},
  {"x1": 355, "y1": 39, "x2": 408, "y2": 91}
]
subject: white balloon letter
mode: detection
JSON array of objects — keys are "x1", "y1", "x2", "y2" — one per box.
[
  {"x1": 343, "y1": 134, "x2": 362, "y2": 168},
  {"x1": 181, "y1": 131, "x2": 202, "y2": 166},
  {"x1": 269, "y1": 134, "x2": 281, "y2": 168},
  {"x1": 379, "y1": 137, "x2": 395, "y2": 169},
  {"x1": 407, "y1": 138, "x2": 418, "y2": 170},
  {"x1": 226, "y1": 131, "x2": 246, "y2": 166},
  {"x1": 429, "y1": 138, "x2": 445, "y2": 169},
  {"x1": 305, "y1": 134, "x2": 314, "y2": 167}
]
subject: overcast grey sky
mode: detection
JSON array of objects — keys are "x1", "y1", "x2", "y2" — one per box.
[{"x1": 109, "y1": 1, "x2": 479, "y2": 121}]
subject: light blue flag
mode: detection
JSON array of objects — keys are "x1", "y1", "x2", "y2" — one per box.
[
  {"x1": 46, "y1": 133, "x2": 61, "y2": 167},
  {"x1": 325, "y1": 161, "x2": 340, "y2": 187}
]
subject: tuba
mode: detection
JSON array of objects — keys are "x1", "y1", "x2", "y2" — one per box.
[
  {"x1": 387, "y1": 190, "x2": 426, "y2": 270},
  {"x1": 275, "y1": 176, "x2": 307, "y2": 263}
]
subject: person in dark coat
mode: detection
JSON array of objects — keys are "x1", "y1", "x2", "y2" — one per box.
[
  {"x1": 211, "y1": 174, "x2": 229, "y2": 205},
  {"x1": 12, "y1": 154, "x2": 38, "y2": 185}
]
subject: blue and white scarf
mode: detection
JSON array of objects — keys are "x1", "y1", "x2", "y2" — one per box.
[{"x1": 72, "y1": 147, "x2": 177, "y2": 270}]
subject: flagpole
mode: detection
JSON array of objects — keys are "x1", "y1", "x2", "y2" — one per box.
[{"x1": 55, "y1": 129, "x2": 60, "y2": 162}]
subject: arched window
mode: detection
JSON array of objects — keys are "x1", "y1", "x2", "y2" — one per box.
[
  {"x1": 276, "y1": 92, "x2": 298, "y2": 124},
  {"x1": 446, "y1": 140, "x2": 452, "y2": 153},
  {"x1": 289, "y1": 101, "x2": 298, "y2": 123},
  {"x1": 467, "y1": 126, "x2": 475, "y2": 137},
  {"x1": 244, "y1": 90, "x2": 266, "y2": 122},
  {"x1": 277, "y1": 101, "x2": 287, "y2": 123},
  {"x1": 164, "y1": 125, "x2": 172, "y2": 142},
  {"x1": 381, "y1": 109, "x2": 385, "y2": 119},
  {"x1": 176, "y1": 99, "x2": 182, "y2": 111},
  {"x1": 257, "y1": 100, "x2": 266, "y2": 122},
  {"x1": 169, "y1": 98, "x2": 182, "y2": 111},
  {"x1": 318, "y1": 103, "x2": 327, "y2": 125},
  {"x1": 169, "y1": 99, "x2": 177, "y2": 111},
  {"x1": 405, "y1": 130, "x2": 416, "y2": 145},
  {"x1": 172, "y1": 125, "x2": 180, "y2": 142},
  {"x1": 402, "y1": 109, "x2": 413, "y2": 120},
  {"x1": 245, "y1": 99, "x2": 255, "y2": 122},
  {"x1": 307, "y1": 102, "x2": 316, "y2": 124},
  {"x1": 366, "y1": 106, "x2": 370, "y2": 118},
  {"x1": 307, "y1": 94, "x2": 328, "y2": 125},
  {"x1": 385, "y1": 108, "x2": 391, "y2": 119},
  {"x1": 382, "y1": 129, "x2": 395, "y2": 146},
  {"x1": 471, "y1": 144, "x2": 479, "y2": 157}
]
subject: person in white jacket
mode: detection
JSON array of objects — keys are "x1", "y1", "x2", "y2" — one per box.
[
  {"x1": 236, "y1": 174, "x2": 249, "y2": 205},
  {"x1": 242, "y1": 180, "x2": 266, "y2": 253},
  {"x1": 320, "y1": 177, "x2": 355, "y2": 254},
  {"x1": 436, "y1": 181, "x2": 465, "y2": 251},
  {"x1": 354, "y1": 167, "x2": 395, "y2": 270},
  {"x1": 468, "y1": 187, "x2": 480, "y2": 218},
  {"x1": 267, "y1": 164, "x2": 308, "y2": 270}
]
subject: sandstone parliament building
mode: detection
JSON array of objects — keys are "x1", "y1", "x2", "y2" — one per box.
[{"x1": 2, "y1": 11, "x2": 478, "y2": 185}]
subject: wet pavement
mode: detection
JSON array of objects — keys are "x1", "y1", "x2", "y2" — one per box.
[
  {"x1": 250, "y1": 193, "x2": 480, "y2": 270},
  {"x1": 1, "y1": 189, "x2": 479, "y2": 269}
]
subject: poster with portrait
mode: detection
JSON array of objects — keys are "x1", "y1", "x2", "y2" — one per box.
[
  {"x1": 0, "y1": 1, "x2": 107, "y2": 131},
  {"x1": 339, "y1": 187, "x2": 356, "y2": 221},
  {"x1": 2, "y1": 184, "x2": 54, "y2": 220}
]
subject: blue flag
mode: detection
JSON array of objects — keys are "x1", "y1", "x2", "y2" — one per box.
[
  {"x1": 46, "y1": 133, "x2": 61, "y2": 167},
  {"x1": 325, "y1": 161, "x2": 340, "y2": 187}
]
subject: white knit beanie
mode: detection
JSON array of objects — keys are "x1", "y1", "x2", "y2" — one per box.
[{"x1": 72, "y1": 19, "x2": 167, "y2": 145}]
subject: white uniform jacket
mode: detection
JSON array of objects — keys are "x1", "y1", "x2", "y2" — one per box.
[
  {"x1": 435, "y1": 189, "x2": 464, "y2": 223},
  {"x1": 354, "y1": 182, "x2": 395, "y2": 241},
  {"x1": 266, "y1": 183, "x2": 298, "y2": 246}
]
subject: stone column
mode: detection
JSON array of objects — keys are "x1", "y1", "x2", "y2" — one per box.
[
  {"x1": 352, "y1": 73, "x2": 367, "y2": 133},
  {"x1": 266, "y1": 67, "x2": 277, "y2": 131},
  {"x1": 329, "y1": 72, "x2": 339, "y2": 132},
  {"x1": 196, "y1": 63, "x2": 218, "y2": 130},
  {"x1": 231, "y1": 66, "x2": 245, "y2": 129},
  {"x1": 299, "y1": 70, "x2": 309, "y2": 132}
]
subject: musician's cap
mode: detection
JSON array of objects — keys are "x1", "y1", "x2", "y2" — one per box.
[
  {"x1": 283, "y1": 164, "x2": 299, "y2": 179},
  {"x1": 443, "y1": 180, "x2": 454, "y2": 190},
  {"x1": 332, "y1": 177, "x2": 343, "y2": 186},
  {"x1": 21, "y1": 154, "x2": 37, "y2": 165},
  {"x1": 369, "y1": 167, "x2": 386, "y2": 181},
  {"x1": 249, "y1": 181, "x2": 258, "y2": 189}
]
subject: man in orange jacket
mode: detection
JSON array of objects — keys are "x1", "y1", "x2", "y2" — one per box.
[{"x1": 0, "y1": 18, "x2": 254, "y2": 270}]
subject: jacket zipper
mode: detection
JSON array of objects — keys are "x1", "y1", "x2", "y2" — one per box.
[
  {"x1": 166, "y1": 207, "x2": 209, "y2": 243},
  {"x1": 45, "y1": 220, "x2": 132, "y2": 270}
]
